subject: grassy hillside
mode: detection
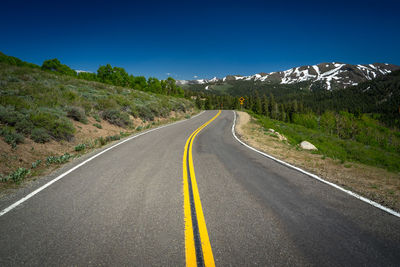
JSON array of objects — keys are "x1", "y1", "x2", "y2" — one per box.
[
  {"x1": 248, "y1": 111, "x2": 400, "y2": 173},
  {"x1": 0, "y1": 63, "x2": 195, "y2": 184}
]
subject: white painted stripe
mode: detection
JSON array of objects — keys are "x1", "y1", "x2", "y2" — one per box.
[
  {"x1": 0, "y1": 111, "x2": 205, "y2": 217},
  {"x1": 231, "y1": 111, "x2": 400, "y2": 218}
]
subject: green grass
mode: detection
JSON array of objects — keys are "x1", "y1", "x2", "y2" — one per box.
[
  {"x1": 0, "y1": 63, "x2": 194, "y2": 146},
  {"x1": 250, "y1": 112, "x2": 400, "y2": 172}
]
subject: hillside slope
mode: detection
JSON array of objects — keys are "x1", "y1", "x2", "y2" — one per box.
[{"x1": 0, "y1": 63, "x2": 195, "y2": 184}]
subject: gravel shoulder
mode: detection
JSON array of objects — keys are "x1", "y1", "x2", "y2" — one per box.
[{"x1": 235, "y1": 111, "x2": 400, "y2": 212}]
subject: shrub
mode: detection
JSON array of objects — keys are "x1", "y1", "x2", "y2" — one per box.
[
  {"x1": 137, "y1": 105, "x2": 154, "y2": 121},
  {"x1": 0, "y1": 126, "x2": 24, "y2": 148},
  {"x1": 292, "y1": 113, "x2": 318, "y2": 129},
  {"x1": 15, "y1": 118, "x2": 34, "y2": 135},
  {"x1": 93, "y1": 123, "x2": 102, "y2": 129},
  {"x1": 105, "y1": 135, "x2": 120, "y2": 142},
  {"x1": 66, "y1": 106, "x2": 88, "y2": 124},
  {"x1": 0, "y1": 105, "x2": 23, "y2": 126},
  {"x1": 30, "y1": 111, "x2": 75, "y2": 140},
  {"x1": 97, "y1": 136, "x2": 106, "y2": 146},
  {"x1": 102, "y1": 109, "x2": 132, "y2": 127},
  {"x1": 136, "y1": 126, "x2": 143, "y2": 131},
  {"x1": 31, "y1": 128, "x2": 51, "y2": 143},
  {"x1": 74, "y1": 143, "x2": 86, "y2": 151}
]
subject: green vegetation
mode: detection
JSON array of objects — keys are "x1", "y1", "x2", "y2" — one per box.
[
  {"x1": 0, "y1": 55, "x2": 193, "y2": 147},
  {"x1": 74, "y1": 144, "x2": 86, "y2": 152},
  {"x1": 46, "y1": 153, "x2": 74, "y2": 165},
  {"x1": 0, "y1": 167, "x2": 30, "y2": 184},
  {"x1": 249, "y1": 111, "x2": 400, "y2": 172},
  {"x1": 93, "y1": 123, "x2": 102, "y2": 129}
]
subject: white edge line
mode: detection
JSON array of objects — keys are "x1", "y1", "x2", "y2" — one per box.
[
  {"x1": 0, "y1": 111, "x2": 206, "y2": 217},
  {"x1": 231, "y1": 110, "x2": 400, "y2": 218}
]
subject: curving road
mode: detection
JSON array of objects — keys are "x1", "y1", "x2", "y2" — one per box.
[{"x1": 0, "y1": 110, "x2": 399, "y2": 266}]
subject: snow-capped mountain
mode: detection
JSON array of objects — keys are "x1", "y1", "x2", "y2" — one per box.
[{"x1": 177, "y1": 63, "x2": 400, "y2": 90}]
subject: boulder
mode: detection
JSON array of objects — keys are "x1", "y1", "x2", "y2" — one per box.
[
  {"x1": 300, "y1": 141, "x2": 317, "y2": 150},
  {"x1": 268, "y1": 128, "x2": 275, "y2": 133}
]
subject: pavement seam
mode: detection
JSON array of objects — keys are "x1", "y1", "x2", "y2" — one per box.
[{"x1": 231, "y1": 110, "x2": 400, "y2": 218}]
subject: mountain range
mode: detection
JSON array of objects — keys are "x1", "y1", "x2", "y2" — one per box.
[{"x1": 178, "y1": 62, "x2": 400, "y2": 91}]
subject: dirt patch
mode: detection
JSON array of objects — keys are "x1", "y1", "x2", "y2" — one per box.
[
  {"x1": 0, "y1": 109, "x2": 197, "y2": 194},
  {"x1": 235, "y1": 111, "x2": 400, "y2": 212}
]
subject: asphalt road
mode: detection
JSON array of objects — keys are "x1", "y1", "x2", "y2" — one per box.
[{"x1": 0, "y1": 110, "x2": 399, "y2": 266}]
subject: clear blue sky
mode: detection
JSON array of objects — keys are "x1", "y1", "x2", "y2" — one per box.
[{"x1": 1, "y1": 0, "x2": 399, "y2": 80}]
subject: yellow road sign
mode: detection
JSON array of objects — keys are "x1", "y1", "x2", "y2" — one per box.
[{"x1": 239, "y1": 97, "x2": 245, "y2": 105}]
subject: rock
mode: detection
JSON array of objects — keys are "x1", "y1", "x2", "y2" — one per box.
[
  {"x1": 268, "y1": 128, "x2": 275, "y2": 133},
  {"x1": 276, "y1": 132, "x2": 287, "y2": 141},
  {"x1": 300, "y1": 141, "x2": 318, "y2": 150}
]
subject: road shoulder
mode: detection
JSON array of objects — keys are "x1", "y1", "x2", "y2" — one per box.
[{"x1": 234, "y1": 111, "x2": 400, "y2": 213}]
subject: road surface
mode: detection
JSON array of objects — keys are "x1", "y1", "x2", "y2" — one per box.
[{"x1": 0, "y1": 110, "x2": 399, "y2": 266}]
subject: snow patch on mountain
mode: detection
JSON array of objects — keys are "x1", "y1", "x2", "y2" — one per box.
[{"x1": 177, "y1": 62, "x2": 399, "y2": 90}]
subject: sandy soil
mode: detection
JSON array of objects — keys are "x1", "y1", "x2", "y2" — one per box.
[{"x1": 235, "y1": 111, "x2": 400, "y2": 212}]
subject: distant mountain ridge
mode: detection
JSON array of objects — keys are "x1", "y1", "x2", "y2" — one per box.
[{"x1": 178, "y1": 62, "x2": 400, "y2": 90}]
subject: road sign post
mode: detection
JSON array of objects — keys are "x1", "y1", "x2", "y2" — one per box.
[{"x1": 239, "y1": 97, "x2": 245, "y2": 110}]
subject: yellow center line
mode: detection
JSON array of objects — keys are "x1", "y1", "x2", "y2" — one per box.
[{"x1": 183, "y1": 110, "x2": 221, "y2": 267}]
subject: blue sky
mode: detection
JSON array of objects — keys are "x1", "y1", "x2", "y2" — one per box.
[{"x1": 1, "y1": 0, "x2": 399, "y2": 80}]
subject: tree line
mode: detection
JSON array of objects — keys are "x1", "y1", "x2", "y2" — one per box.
[{"x1": 0, "y1": 52, "x2": 184, "y2": 98}]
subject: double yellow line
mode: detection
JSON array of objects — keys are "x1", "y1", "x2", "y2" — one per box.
[{"x1": 183, "y1": 110, "x2": 221, "y2": 267}]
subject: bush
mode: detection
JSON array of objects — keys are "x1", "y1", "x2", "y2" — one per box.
[
  {"x1": 15, "y1": 118, "x2": 34, "y2": 135},
  {"x1": 74, "y1": 143, "x2": 86, "y2": 151},
  {"x1": 292, "y1": 113, "x2": 318, "y2": 129},
  {"x1": 0, "y1": 126, "x2": 24, "y2": 148},
  {"x1": 30, "y1": 111, "x2": 75, "y2": 140},
  {"x1": 105, "y1": 135, "x2": 120, "y2": 142},
  {"x1": 97, "y1": 136, "x2": 106, "y2": 146},
  {"x1": 66, "y1": 106, "x2": 88, "y2": 124},
  {"x1": 0, "y1": 105, "x2": 24, "y2": 126},
  {"x1": 93, "y1": 123, "x2": 102, "y2": 129},
  {"x1": 102, "y1": 109, "x2": 132, "y2": 127},
  {"x1": 31, "y1": 128, "x2": 51, "y2": 143}
]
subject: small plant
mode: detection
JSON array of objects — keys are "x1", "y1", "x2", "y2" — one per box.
[
  {"x1": 93, "y1": 114, "x2": 101, "y2": 122},
  {"x1": 136, "y1": 126, "x2": 143, "y2": 131},
  {"x1": 74, "y1": 143, "x2": 86, "y2": 152},
  {"x1": 97, "y1": 136, "x2": 106, "y2": 146},
  {"x1": 5, "y1": 167, "x2": 30, "y2": 184},
  {"x1": 31, "y1": 128, "x2": 51, "y2": 143},
  {"x1": 120, "y1": 131, "x2": 130, "y2": 138},
  {"x1": 185, "y1": 114, "x2": 191, "y2": 119},
  {"x1": 46, "y1": 153, "x2": 73, "y2": 165},
  {"x1": 93, "y1": 123, "x2": 102, "y2": 129},
  {"x1": 31, "y1": 159, "x2": 42, "y2": 169}
]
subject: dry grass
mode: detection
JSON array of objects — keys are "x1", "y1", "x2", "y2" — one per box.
[{"x1": 235, "y1": 111, "x2": 400, "y2": 212}]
